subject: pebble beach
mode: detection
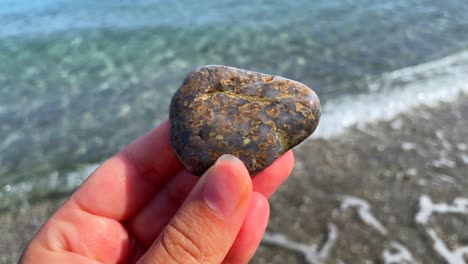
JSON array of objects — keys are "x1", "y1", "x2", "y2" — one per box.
[{"x1": 2, "y1": 1, "x2": 468, "y2": 263}]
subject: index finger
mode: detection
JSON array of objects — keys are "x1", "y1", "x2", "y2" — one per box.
[{"x1": 252, "y1": 150, "x2": 295, "y2": 198}]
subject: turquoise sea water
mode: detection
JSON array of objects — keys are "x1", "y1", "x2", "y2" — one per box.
[{"x1": 1, "y1": 0, "x2": 468, "y2": 210}]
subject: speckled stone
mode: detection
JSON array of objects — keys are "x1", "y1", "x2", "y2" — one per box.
[{"x1": 169, "y1": 65, "x2": 321, "y2": 176}]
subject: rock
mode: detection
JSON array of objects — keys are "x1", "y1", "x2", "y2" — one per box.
[{"x1": 169, "y1": 65, "x2": 321, "y2": 176}]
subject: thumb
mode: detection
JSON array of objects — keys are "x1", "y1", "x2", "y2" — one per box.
[{"x1": 138, "y1": 154, "x2": 253, "y2": 264}]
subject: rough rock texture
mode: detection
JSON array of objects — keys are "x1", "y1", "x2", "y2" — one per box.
[{"x1": 169, "y1": 65, "x2": 321, "y2": 176}]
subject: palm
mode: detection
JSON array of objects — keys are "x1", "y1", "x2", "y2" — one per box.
[{"x1": 21, "y1": 121, "x2": 294, "y2": 263}]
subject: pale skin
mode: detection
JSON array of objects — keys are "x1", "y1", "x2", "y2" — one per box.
[{"x1": 20, "y1": 120, "x2": 294, "y2": 263}]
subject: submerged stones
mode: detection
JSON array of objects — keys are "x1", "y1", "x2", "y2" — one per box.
[{"x1": 169, "y1": 65, "x2": 321, "y2": 176}]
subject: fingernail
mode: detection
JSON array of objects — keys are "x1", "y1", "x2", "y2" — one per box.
[
  {"x1": 217, "y1": 154, "x2": 245, "y2": 166},
  {"x1": 202, "y1": 155, "x2": 247, "y2": 216}
]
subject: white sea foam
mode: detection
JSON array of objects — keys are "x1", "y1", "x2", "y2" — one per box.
[
  {"x1": 460, "y1": 153, "x2": 468, "y2": 165},
  {"x1": 427, "y1": 228, "x2": 468, "y2": 264},
  {"x1": 314, "y1": 50, "x2": 468, "y2": 139},
  {"x1": 262, "y1": 223, "x2": 338, "y2": 264},
  {"x1": 415, "y1": 195, "x2": 468, "y2": 263},
  {"x1": 416, "y1": 195, "x2": 468, "y2": 225},
  {"x1": 0, "y1": 163, "x2": 99, "y2": 209},
  {"x1": 382, "y1": 242, "x2": 418, "y2": 264},
  {"x1": 458, "y1": 143, "x2": 468, "y2": 151},
  {"x1": 401, "y1": 142, "x2": 418, "y2": 151},
  {"x1": 341, "y1": 196, "x2": 388, "y2": 235}
]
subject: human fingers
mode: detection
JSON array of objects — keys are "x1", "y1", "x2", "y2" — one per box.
[
  {"x1": 222, "y1": 192, "x2": 270, "y2": 264},
  {"x1": 128, "y1": 150, "x2": 293, "y2": 248},
  {"x1": 19, "y1": 200, "x2": 131, "y2": 263},
  {"x1": 252, "y1": 150, "x2": 294, "y2": 198},
  {"x1": 137, "y1": 155, "x2": 252, "y2": 264},
  {"x1": 20, "y1": 120, "x2": 183, "y2": 263},
  {"x1": 71, "y1": 120, "x2": 182, "y2": 221},
  {"x1": 128, "y1": 170, "x2": 198, "y2": 248}
]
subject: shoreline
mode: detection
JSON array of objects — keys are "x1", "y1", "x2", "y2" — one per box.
[
  {"x1": 256, "y1": 92, "x2": 468, "y2": 263},
  {"x1": 2, "y1": 92, "x2": 468, "y2": 263}
]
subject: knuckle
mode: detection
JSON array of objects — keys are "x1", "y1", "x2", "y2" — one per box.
[{"x1": 161, "y1": 214, "x2": 205, "y2": 263}]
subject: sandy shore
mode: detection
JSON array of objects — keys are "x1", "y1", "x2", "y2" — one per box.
[{"x1": 2, "y1": 93, "x2": 468, "y2": 263}]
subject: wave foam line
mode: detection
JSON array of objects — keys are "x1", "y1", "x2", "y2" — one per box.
[
  {"x1": 262, "y1": 223, "x2": 338, "y2": 264},
  {"x1": 314, "y1": 50, "x2": 468, "y2": 139}
]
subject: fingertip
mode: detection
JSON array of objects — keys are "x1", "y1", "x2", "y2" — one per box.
[
  {"x1": 280, "y1": 150, "x2": 295, "y2": 174},
  {"x1": 239, "y1": 192, "x2": 270, "y2": 244},
  {"x1": 139, "y1": 154, "x2": 255, "y2": 264},
  {"x1": 212, "y1": 154, "x2": 253, "y2": 195},
  {"x1": 201, "y1": 154, "x2": 252, "y2": 217},
  {"x1": 215, "y1": 154, "x2": 251, "y2": 181},
  {"x1": 252, "y1": 150, "x2": 295, "y2": 198},
  {"x1": 223, "y1": 192, "x2": 270, "y2": 263},
  {"x1": 249, "y1": 192, "x2": 270, "y2": 218}
]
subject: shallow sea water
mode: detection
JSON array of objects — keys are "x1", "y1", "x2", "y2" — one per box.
[{"x1": 1, "y1": 0, "x2": 468, "y2": 209}]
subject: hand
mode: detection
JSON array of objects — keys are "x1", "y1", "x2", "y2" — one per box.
[{"x1": 20, "y1": 120, "x2": 294, "y2": 263}]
